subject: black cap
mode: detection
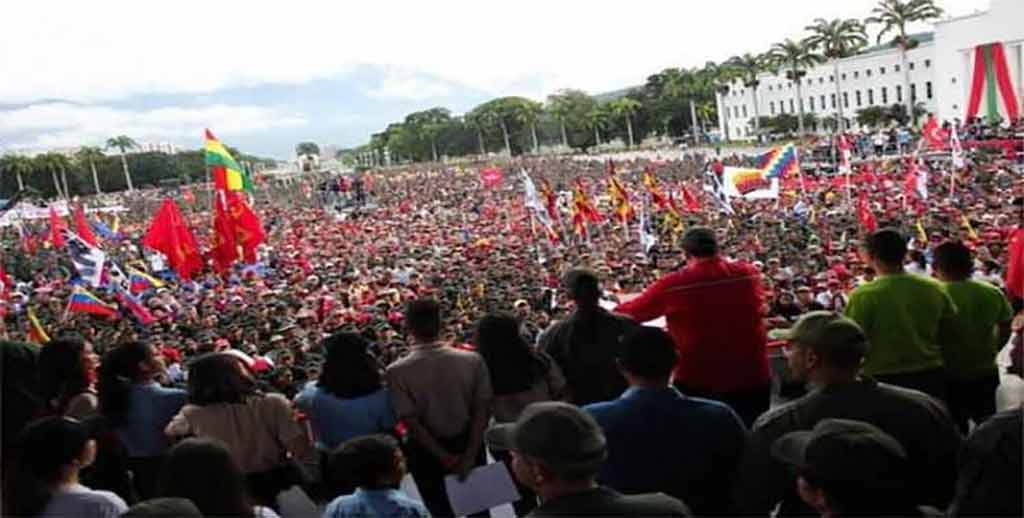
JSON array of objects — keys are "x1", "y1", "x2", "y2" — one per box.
[
  {"x1": 772, "y1": 419, "x2": 908, "y2": 488},
  {"x1": 681, "y1": 227, "x2": 718, "y2": 257},
  {"x1": 486, "y1": 402, "x2": 607, "y2": 470}
]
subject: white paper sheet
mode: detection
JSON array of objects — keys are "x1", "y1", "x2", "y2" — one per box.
[{"x1": 444, "y1": 462, "x2": 521, "y2": 517}]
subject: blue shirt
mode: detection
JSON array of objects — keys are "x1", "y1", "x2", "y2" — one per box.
[
  {"x1": 584, "y1": 386, "x2": 747, "y2": 515},
  {"x1": 116, "y1": 382, "x2": 187, "y2": 458},
  {"x1": 294, "y1": 383, "x2": 396, "y2": 451},
  {"x1": 323, "y1": 488, "x2": 428, "y2": 518}
]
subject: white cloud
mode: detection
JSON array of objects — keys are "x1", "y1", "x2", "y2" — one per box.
[
  {"x1": 0, "y1": 103, "x2": 307, "y2": 151},
  {"x1": 363, "y1": 68, "x2": 454, "y2": 100},
  {"x1": 1, "y1": 0, "x2": 986, "y2": 104}
]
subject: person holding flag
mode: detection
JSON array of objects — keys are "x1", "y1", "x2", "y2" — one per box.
[{"x1": 206, "y1": 129, "x2": 265, "y2": 272}]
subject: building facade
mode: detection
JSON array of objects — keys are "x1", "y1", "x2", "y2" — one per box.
[{"x1": 718, "y1": 0, "x2": 1023, "y2": 140}]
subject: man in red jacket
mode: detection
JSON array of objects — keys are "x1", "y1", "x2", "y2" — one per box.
[{"x1": 616, "y1": 227, "x2": 770, "y2": 426}]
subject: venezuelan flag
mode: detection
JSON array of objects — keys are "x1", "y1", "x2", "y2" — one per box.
[
  {"x1": 205, "y1": 129, "x2": 252, "y2": 192},
  {"x1": 758, "y1": 143, "x2": 800, "y2": 180},
  {"x1": 27, "y1": 307, "x2": 50, "y2": 344},
  {"x1": 68, "y1": 288, "x2": 119, "y2": 318},
  {"x1": 128, "y1": 267, "x2": 164, "y2": 294}
]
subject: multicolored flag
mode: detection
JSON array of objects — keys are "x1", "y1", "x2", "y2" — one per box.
[
  {"x1": 113, "y1": 290, "x2": 156, "y2": 325},
  {"x1": 142, "y1": 198, "x2": 203, "y2": 280},
  {"x1": 127, "y1": 267, "x2": 164, "y2": 294},
  {"x1": 206, "y1": 130, "x2": 265, "y2": 270},
  {"x1": 206, "y1": 129, "x2": 253, "y2": 193},
  {"x1": 539, "y1": 178, "x2": 560, "y2": 223},
  {"x1": 63, "y1": 229, "x2": 107, "y2": 288},
  {"x1": 607, "y1": 176, "x2": 635, "y2": 223},
  {"x1": 757, "y1": 143, "x2": 800, "y2": 179},
  {"x1": 68, "y1": 287, "x2": 119, "y2": 318},
  {"x1": 27, "y1": 307, "x2": 50, "y2": 344},
  {"x1": 966, "y1": 42, "x2": 1021, "y2": 124},
  {"x1": 571, "y1": 179, "x2": 602, "y2": 236},
  {"x1": 642, "y1": 167, "x2": 669, "y2": 210}
]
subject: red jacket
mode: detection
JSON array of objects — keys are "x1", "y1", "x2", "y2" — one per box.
[{"x1": 616, "y1": 256, "x2": 770, "y2": 393}]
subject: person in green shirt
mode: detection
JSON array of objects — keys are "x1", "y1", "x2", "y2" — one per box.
[
  {"x1": 931, "y1": 241, "x2": 1012, "y2": 433},
  {"x1": 845, "y1": 229, "x2": 957, "y2": 402}
]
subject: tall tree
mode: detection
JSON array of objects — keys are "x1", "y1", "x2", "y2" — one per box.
[
  {"x1": 609, "y1": 98, "x2": 642, "y2": 147},
  {"x1": 106, "y1": 135, "x2": 137, "y2": 192},
  {"x1": 805, "y1": 18, "x2": 869, "y2": 133},
  {"x1": 514, "y1": 99, "x2": 545, "y2": 153},
  {"x1": 546, "y1": 89, "x2": 598, "y2": 149},
  {"x1": 35, "y1": 153, "x2": 70, "y2": 200},
  {"x1": 585, "y1": 105, "x2": 611, "y2": 146},
  {"x1": 75, "y1": 146, "x2": 106, "y2": 195},
  {"x1": 726, "y1": 53, "x2": 769, "y2": 137},
  {"x1": 702, "y1": 61, "x2": 738, "y2": 141},
  {"x1": 405, "y1": 107, "x2": 452, "y2": 161},
  {"x1": 295, "y1": 142, "x2": 320, "y2": 157},
  {"x1": 768, "y1": 38, "x2": 825, "y2": 136},
  {"x1": 866, "y1": 0, "x2": 943, "y2": 126},
  {"x1": 0, "y1": 154, "x2": 32, "y2": 191}
]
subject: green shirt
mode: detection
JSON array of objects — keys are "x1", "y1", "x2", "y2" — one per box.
[
  {"x1": 940, "y1": 280, "x2": 1012, "y2": 379},
  {"x1": 845, "y1": 273, "x2": 957, "y2": 376}
]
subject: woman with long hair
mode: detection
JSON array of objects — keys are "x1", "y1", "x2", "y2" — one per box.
[
  {"x1": 97, "y1": 341, "x2": 187, "y2": 499},
  {"x1": 474, "y1": 312, "x2": 567, "y2": 515},
  {"x1": 158, "y1": 438, "x2": 279, "y2": 518},
  {"x1": 295, "y1": 332, "x2": 395, "y2": 452},
  {"x1": 4, "y1": 416, "x2": 128, "y2": 518},
  {"x1": 166, "y1": 352, "x2": 311, "y2": 506},
  {"x1": 38, "y1": 338, "x2": 100, "y2": 419}
]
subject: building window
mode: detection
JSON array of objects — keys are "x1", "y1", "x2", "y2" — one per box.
[
  {"x1": 868, "y1": 89, "x2": 874, "y2": 105},
  {"x1": 895, "y1": 64, "x2": 901, "y2": 72},
  {"x1": 926, "y1": 81, "x2": 933, "y2": 99},
  {"x1": 911, "y1": 83, "x2": 917, "y2": 102},
  {"x1": 854, "y1": 71, "x2": 860, "y2": 79},
  {"x1": 855, "y1": 90, "x2": 862, "y2": 107},
  {"x1": 770, "y1": 101, "x2": 776, "y2": 115},
  {"x1": 881, "y1": 86, "x2": 888, "y2": 104},
  {"x1": 880, "y1": 67, "x2": 886, "y2": 75},
  {"x1": 820, "y1": 95, "x2": 826, "y2": 109},
  {"x1": 810, "y1": 97, "x2": 816, "y2": 111},
  {"x1": 951, "y1": 77, "x2": 956, "y2": 84},
  {"x1": 925, "y1": 59, "x2": 931, "y2": 68},
  {"x1": 843, "y1": 92, "x2": 849, "y2": 108},
  {"x1": 742, "y1": 105, "x2": 748, "y2": 118},
  {"x1": 896, "y1": 85, "x2": 903, "y2": 102},
  {"x1": 841, "y1": 73, "x2": 847, "y2": 81},
  {"x1": 909, "y1": 62, "x2": 915, "y2": 70},
  {"x1": 779, "y1": 101, "x2": 784, "y2": 114},
  {"x1": 866, "y1": 69, "x2": 872, "y2": 77},
  {"x1": 789, "y1": 99, "x2": 795, "y2": 112},
  {"x1": 734, "y1": 106, "x2": 740, "y2": 118},
  {"x1": 819, "y1": 77, "x2": 824, "y2": 84},
  {"x1": 830, "y1": 75, "x2": 835, "y2": 82},
  {"x1": 831, "y1": 94, "x2": 836, "y2": 108}
]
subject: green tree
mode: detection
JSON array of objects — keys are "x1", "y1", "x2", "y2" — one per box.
[
  {"x1": 295, "y1": 142, "x2": 320, "y2": 157},
  {"x1": 768, "y1": 38, "x2": 825, "y2": 136},
  {"x1": 609, "y1": 98, "x2": 642, "y2": 147},
  {"x1": 866, "y1": 0, "x2": 943, "y2": 126},
  {"x1": 546, "y1": 89, "x2": 598, "y2": 150},
  {"x1": 702, "y1": 61, "x2": 739, "y2": 141},
  {"x1": 0, "y1": 154, "x2": 32, "y2": 191},
  {"x1": 34, "y1": 153, "x2": 71, "y2": 200},
  {"x1": 514, "y1": 99, "x2": 545, "y2": 153},
  {"x1": 105, "y1": 135, "x2": 137, "y2": 192},
  {"x1": 726, "y1": 53, "x2": 769, "y2": 136},
  {"x1": 856, "y1": 106, "x2": 888, "y2": 128},
  {"x1": 405, "y1": 107, "x2": 452, "y2": 161},
  {"x1": 585, "y1": 105, "x2": 611, "y2": 146},
  {"x1": 805, "y1": 18, "x2": 869, "y2": 133},
  {"x1": 75, "y1": 146, "x2": 106, "y2": 195}
]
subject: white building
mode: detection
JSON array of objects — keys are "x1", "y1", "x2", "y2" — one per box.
[
  {"x1": 133, "y1": 141, "x2": 183, "y2": 154},
  {"x1": 718, "y1": 0, "x2": 1023, "y2": 139}
]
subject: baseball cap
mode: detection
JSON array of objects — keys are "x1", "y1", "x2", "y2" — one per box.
[
  {"x1": 772, "y1": 419, "x2": 908, "y2": 487},
  {"x1": 486, "y1": 402, "x2": 607, "y2": 470},
  {"x1": 767, "y1": 311, "x2": 867, "y2": 361}
]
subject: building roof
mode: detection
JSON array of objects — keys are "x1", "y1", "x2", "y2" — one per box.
[{"x1": 857, "y1": 31, "x2": 934, "y2": 56}]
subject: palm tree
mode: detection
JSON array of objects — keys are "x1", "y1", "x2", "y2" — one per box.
[
  {"x1": 768, "y1": 38, "x2": 825, "y2": 136},
  {"x1": 547, "y1": 99, "x2": 572, "y2": 149},
  {"x1": 702, "y1": 61, "x2": 739, "y2": 141},
  {"x1": 585, "y1": 106, "x2": 611, "y2": 147},
  {"x1": 0, "y1": 154, "x2": 32, "y2": 191},
  {"x1": 726, "y1": 53, "x2": 769, "y2": 138},
  {"x1": 34, "y1": 153, "x2": 70, "y2": 200},
  {"x1": 106, "y1": 135, "x2": 137, "y2": 192},
  {"x1": 805, "y1": 18, "x2": 869, "y2": 134},
  {"x1": 514, "y1": 99, "x2": 545, "y2": 153},
  {"x1": 866, "y1": 0, "x2": 943, "y2": 126},
  {"x1": 695, "y1": 102, "x2": 717, "y2": 132},
  {"x1": 75, "y1": 146, "x2": 106, "y2": 195},
  {"x1": 609, "y1": 98, "x2": 642, "y2": 147}
]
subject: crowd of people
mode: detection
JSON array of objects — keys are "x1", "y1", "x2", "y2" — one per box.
[{"x1": 1, "y1": 118, "x2": 1023, "y2": 517}]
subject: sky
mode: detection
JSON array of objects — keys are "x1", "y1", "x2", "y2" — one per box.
[{"x1": 0, "y1": 0, "x2": 987, "y2": 158}]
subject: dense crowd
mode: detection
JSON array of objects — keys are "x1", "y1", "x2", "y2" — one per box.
[{"x1": 1, "y1": 119, "x2": 1023, "y2": 517}]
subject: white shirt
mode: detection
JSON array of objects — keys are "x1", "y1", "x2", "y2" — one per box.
[{"x1": 40, "y1": 484, "x2": 127, "y2": 518}]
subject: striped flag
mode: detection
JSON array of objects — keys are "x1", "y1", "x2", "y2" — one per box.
[
  {"x1": 27, "y1": 307, "x2": 50, "y2": 344},
  {"x1": 966, "y1": 42, "x2": 1020, "y2": 124},
  {"x1": 68, "y1": 287, "x2": 119, "y2": 318}
]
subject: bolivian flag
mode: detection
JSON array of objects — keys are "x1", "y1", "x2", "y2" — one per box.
[{"x1": 205, "y1": 129, "x2": 253, "y2": 193}]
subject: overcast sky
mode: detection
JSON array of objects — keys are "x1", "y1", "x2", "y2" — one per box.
[{"x1": 0, "y1": 0, "x2": 988, "y2": 157}]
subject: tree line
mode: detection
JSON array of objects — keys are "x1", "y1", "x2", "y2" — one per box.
[
  {"x1": 0, "y1": 135, "x2": 275, "y2": 199},
  {"x1": 347, "y1": 0, "x2": 943, "y2": 165}
]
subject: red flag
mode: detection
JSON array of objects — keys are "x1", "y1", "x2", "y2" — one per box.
[
  {"x1": 1007, "y1": 228, "x2": 1024, "y2": 298},
  {"x1": 228, "y1": 192, "x2": 265, "y2": 264},
  {"x1": 681, "y1": 186, "x2": 702, "y2": 213},
  {"x1": 49, "y1": 206, "x2": 66, "y2": 248},
  {"x1": 857, "y1": 191, "x2": 877, "y2": 232},
  {"x1": 921, "y1": 115, "x2": 946, "y2": 150},
  {"x1": 142, "y1": 198, "x2": 203, "y2": 280},
  {"x1": 480, "y1": 167, "x2": 504, "y2": 188},
  {"x1": 73, "y1": 205, "x2": 99, "y2": 247},
  {"x1": 0, "y1": 260, "x2": 11, "y2": 300},
  {"x1": 211, "y1": 193, "x2": 239, "y2": 274}
]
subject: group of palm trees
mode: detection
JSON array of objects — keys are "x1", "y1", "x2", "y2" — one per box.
[
  {"x1": 717, "y1": 0, "x2": 943, "y2": 138},
  {"x1": 0, "y1": 135, "x2": 138, "y2": 198}
]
